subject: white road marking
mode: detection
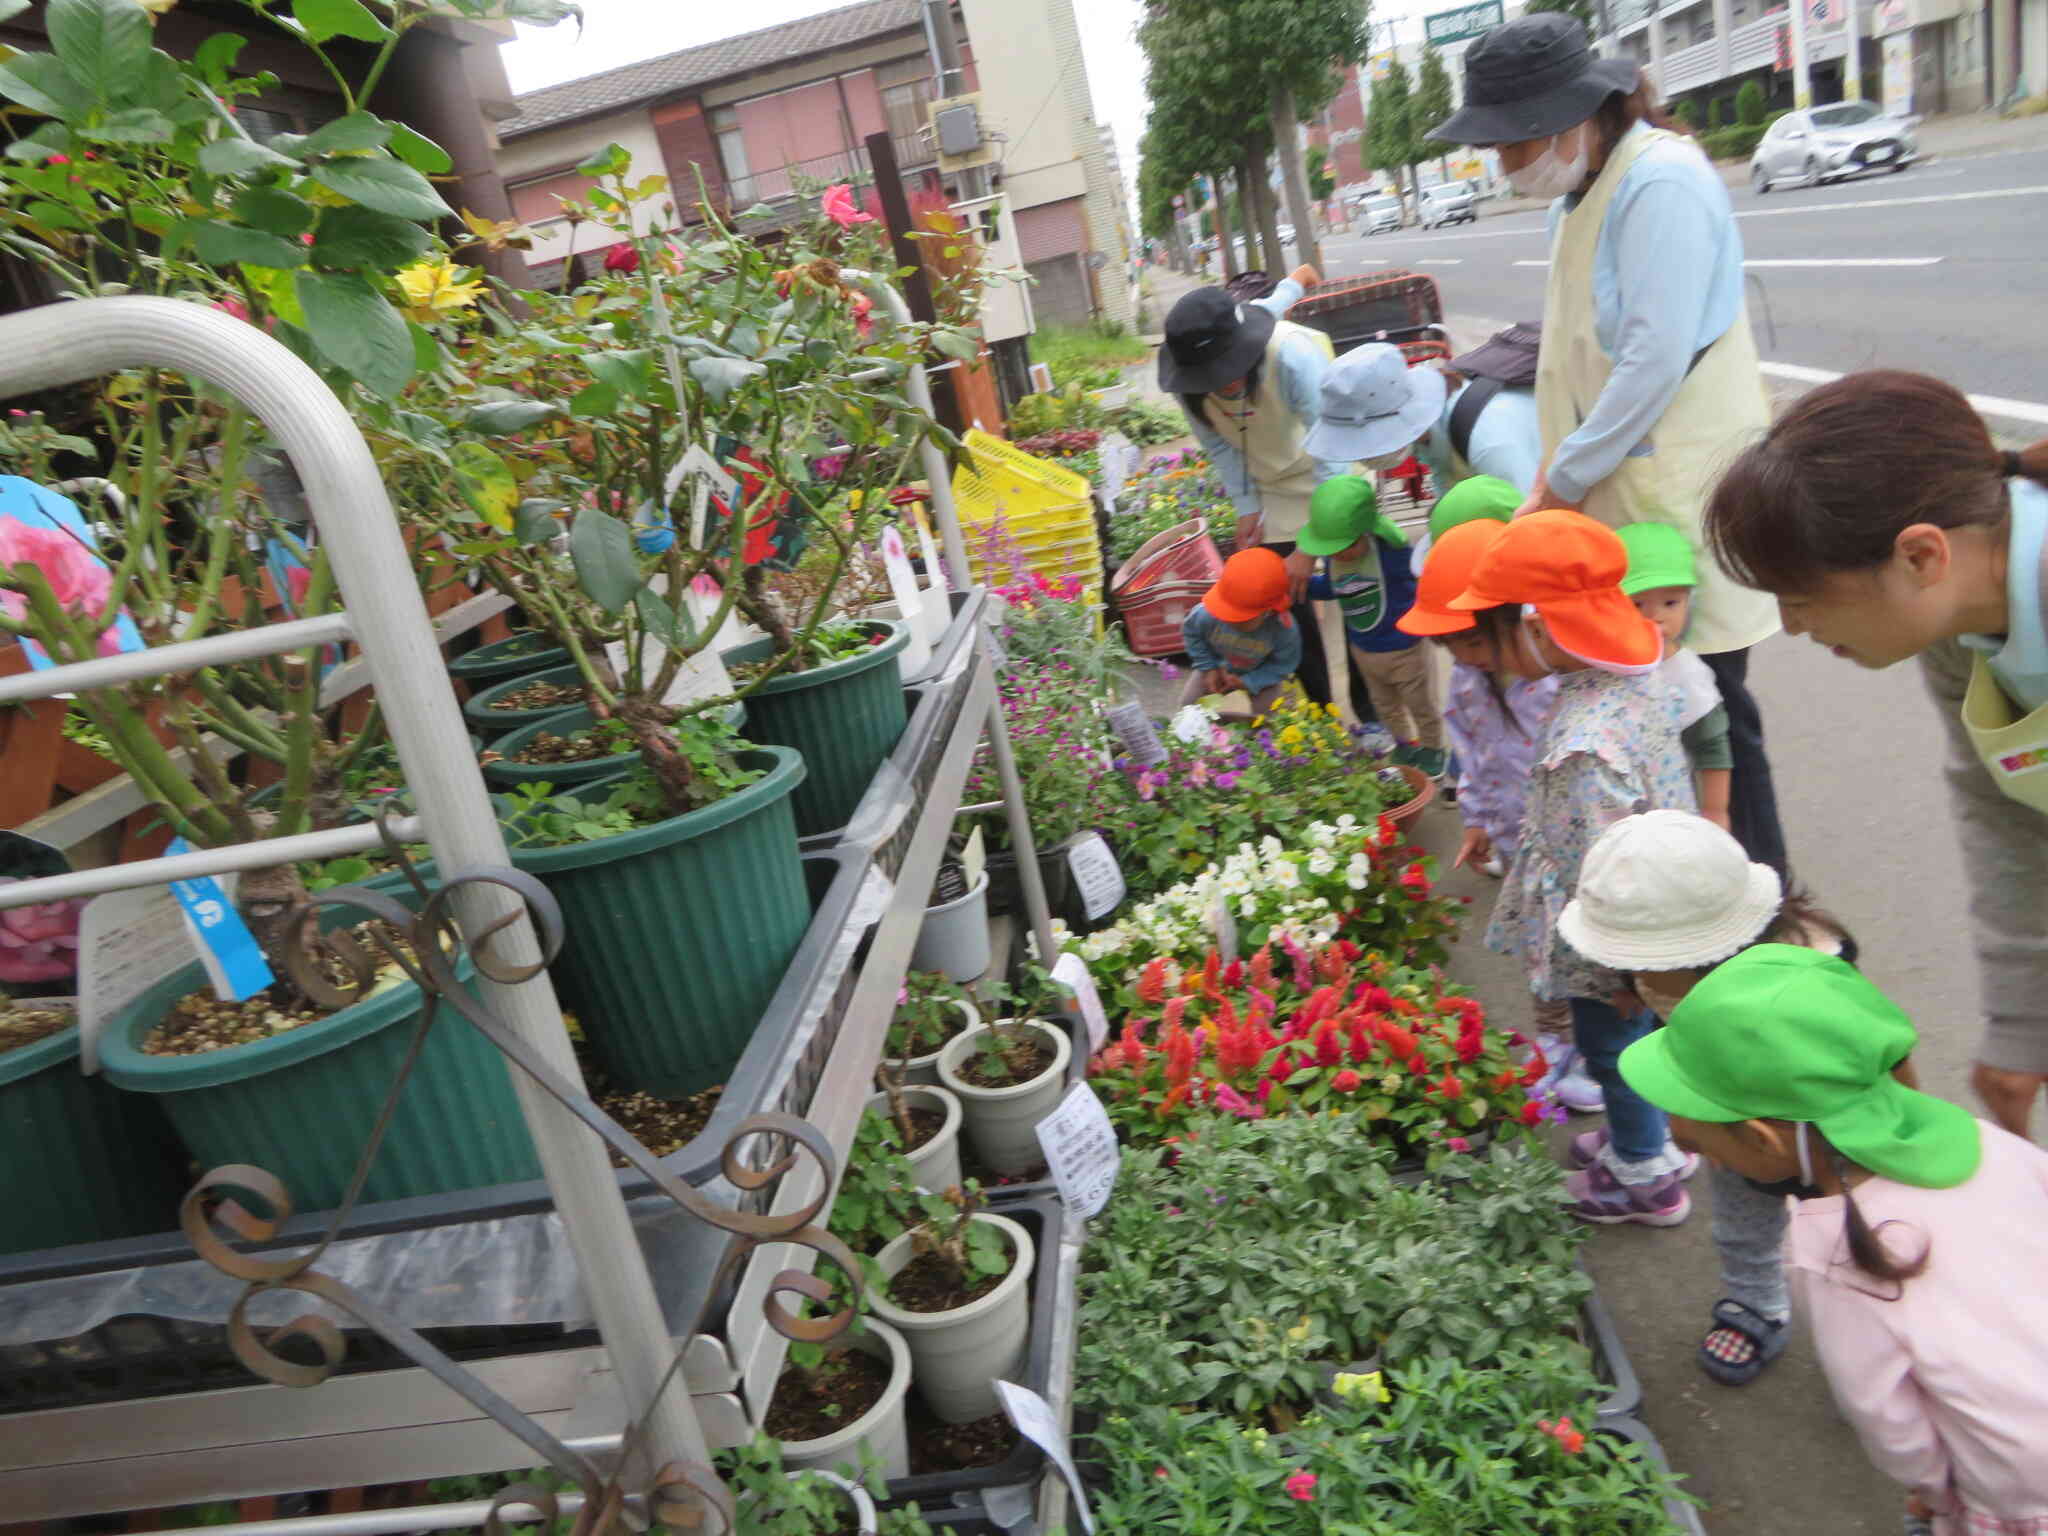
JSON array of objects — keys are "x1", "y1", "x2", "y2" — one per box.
[
  {"x1": 1514, "y1": 257, "x2": 1943, "y2": 268},
  {"x1": 1758, "y1": 362, "x2": 2048, "y2": 427},
  {"x1": 1415, "y1": 258, "x2": 1464, "y2": 265}
]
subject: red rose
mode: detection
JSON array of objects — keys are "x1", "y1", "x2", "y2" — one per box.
[{"x1": 603, "y1": 242, "x2": 640, "y2": 273}]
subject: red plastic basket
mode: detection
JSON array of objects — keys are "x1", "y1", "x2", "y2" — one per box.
[
  {"x1": 1119, "y1": 579, "x2": 1211, "y2": 658},
  {"x1": 1110, "y1": 517, "x2": 1224, "y2": 599}
]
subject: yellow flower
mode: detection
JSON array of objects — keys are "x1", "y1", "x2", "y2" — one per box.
[
  {"x1": 1286, "y1": 1315, "x2": 1313, "y2": 1343},
  {"x1": 395, "y1": 258, "x2": 485, "y2": 323},
  {"x1": 1332, "y1": 1370, "x2": 1391, "y2": 1404}
]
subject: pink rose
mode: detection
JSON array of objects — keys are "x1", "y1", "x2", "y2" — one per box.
[
  {"x1": 821, "y1": 183, "x2": 875, "y2": 229},
  {"x1": 0, "y1": 521, "x2": 127, "y2": 656},
  {"x1": 0, "y1": 880, "x2": 81, "y2": 982}
]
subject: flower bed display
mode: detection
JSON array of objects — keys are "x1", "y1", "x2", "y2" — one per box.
[{"x1": 1109, "y1": 451, "x2": 1238, "y2": 567}]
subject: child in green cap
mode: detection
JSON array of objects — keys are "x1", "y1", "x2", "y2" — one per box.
[
  {"x1": 1620, "y1": 945, "x2": 2048, "y2": 1534},
  {"x1": 1301, "y1": 476, "x2": 1445, "y2": 779},
  {"x1": 1619, "y1": 522, "x2": 1734, "y2": 834}
]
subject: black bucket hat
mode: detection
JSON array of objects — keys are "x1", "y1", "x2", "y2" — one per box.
[
  {"x1": 1451, "y1": 321, "x2": 1544, "y2": 386},
  {"x1": 1158, "y1": 287, "x2": 1276, "y2": 395},
  {"x1": 1427, "y1": 14, "x2": 1640, "y2": 147}
]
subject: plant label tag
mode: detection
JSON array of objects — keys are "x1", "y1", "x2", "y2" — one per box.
[
  {"x1": 1210, "y1": 896, "x2": 1239, "y2": 963},
  {"x1": 961, "y1": 824, "x2": 988, "y2": 892},
  {"x1": 1104, "y1": 699, "x2": 1167, "y2": 768},
  {"x1": 910, "y1": 510, "x2": 951, "y2": 645},
  {"x1": 994, "y1": 1379, "x2": 1096, "y2": 1533},
  {"x1": 672, "y1": 443, "x2": 735, "y2": 551},
  {"x1": 877, "y1": 526, "x2": 933, "y2": 675},
  {"x1": 77, "y1": 885, "x2": 193, "y2": 1073},
  {"x1": 1034, "y1": 1083, "x2": 1118, "y2": 1223},
  {"x1": 164, "y1": 839, "x2": 275, "y2": 1003},
  {"x1": 1066, "y1": 832, "x2": 1125, "y2": 922},
  {"x1": 1051, "y1": 952, "x2": 1109, "y2": 1055},
  {"x1": 604, "y1": 582, "x2": 732, "y2": 713}
]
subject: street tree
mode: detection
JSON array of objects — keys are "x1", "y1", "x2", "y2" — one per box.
[
  {"x1": 1415, "y1": 46, "x2": 1457, "y2": 180},
  {"x1": 1366, "y1": 57, "x2": 1423, "y2": 206}
]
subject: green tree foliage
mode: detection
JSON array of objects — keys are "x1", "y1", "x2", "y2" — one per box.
[
  {"x1": 1305, "y1": 145, "x2": 1335, "y2": 201},
  {"x1": 1735, "y1": 78, "x2": 1766, "y2": 125},
  {"x1": 1366, "y1": 58, "x2": 1422, "y2": 195},
  {"x1": 1414, "y1": 46, "x2": 1456, "y2": 147},
  {"x1": 1522, "y1": 0, "x2": 1595, "y2": 26}
]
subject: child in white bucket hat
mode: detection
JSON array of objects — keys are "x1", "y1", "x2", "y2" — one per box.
[{"x1": 1559, "y1": 808, "x2": 1887, "y2": 1388}]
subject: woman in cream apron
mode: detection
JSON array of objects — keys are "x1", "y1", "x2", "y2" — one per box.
[
  {"x1": 1704, "y1": 369, "x2": 2048, "y2": 1147},
  {"x1": 1158, "y1": 271, "x2": 1356, "y2": 708},
  {"x1": 1428, "y1": 13, "x2": 1788, "y2": 875}
]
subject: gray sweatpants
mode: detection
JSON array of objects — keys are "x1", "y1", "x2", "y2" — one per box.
[{"x1": 1710, "y1": 1163, "x2": 1790, "y2": 1322}]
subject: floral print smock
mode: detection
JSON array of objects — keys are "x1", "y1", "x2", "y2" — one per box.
[{"x1": 1487, "y1": 668, "x2": 1696, "y2": 1002}]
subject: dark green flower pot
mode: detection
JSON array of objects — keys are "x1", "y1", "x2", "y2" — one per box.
[
  {"x1": 98, "y1": 908, "x2": 542, "y2": 1215},
  {"x1": 721, "y1": 622, "x2": 910, "y2": 837},
  {"x1": 508, "y1": 747, "x2": 810, "y2": 1096},
  {"x1": 0, "y1": 1022, "x2": 189, "y2": 1255},
  {"x1": 448, "y1": 631, "x2": 569, "y2": 684},
  {"x1": 482, "y1": 702, "x2": 746, "y2": 790},
  {"x1": 462, "y1": 664, "x2": 589, "y2": 738}
]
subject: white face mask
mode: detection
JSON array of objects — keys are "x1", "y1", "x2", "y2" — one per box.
[{"x1": 1507, "y1": 127, "x2": 1589, "y2": 201}]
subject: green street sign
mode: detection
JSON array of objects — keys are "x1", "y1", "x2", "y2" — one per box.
[{"x1": 1424, "y1": 0, "x2": 1505, "y2": 45}]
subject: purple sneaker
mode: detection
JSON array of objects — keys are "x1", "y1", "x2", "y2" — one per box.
[
  {"x1": 1566, "y1": 1128, "x2": 1702, "y2": 1180},
  {"x1": 1565, "y1": 1163, "x2": 1692, "y2": 1227},
  {"x1": 1554, "y1": 1059, "x2": 1606, "y2": 1114}
]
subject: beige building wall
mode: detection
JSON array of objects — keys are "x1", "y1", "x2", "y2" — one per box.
[{"x1": 496, "y1": 109, "x2": 667, "y2": 266}]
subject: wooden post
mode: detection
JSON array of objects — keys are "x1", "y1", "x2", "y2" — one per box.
[{"x1": 864, "y1": 130, "x2": 963, "y2": 434}]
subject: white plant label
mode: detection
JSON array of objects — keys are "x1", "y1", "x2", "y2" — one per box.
[
  {"x1": 994, "y1": 1379, "x2": 1096, "y2": 1534},
  {"x1": 1051, "y1": 951, "x2": 1109, "y2": 1055},
  {"x1": 78, "y1": 886, "x2": 194, "y2": 1073},
  {"x1": 961, "y1": 824, "x2": 988, "y2": 893},
  {"x1": 1034, "y1": 1081, "x2": 1119, "y2": 1222},
  {"x1": 604, "y1": 576, "x2": 734, "y2": 711},
  {"x1": 1210, "y1": 896, "x2": 1239, "y2": 963},
  {"x1": 1104, "y1": 699, "x2": 1167, "y2": 768},
  {"x1": 672, "y1": 442, "x2": 735, "y2": 551},
  {"x1": 1066, "y1": 831, "x2": 1125, "y2": 922},
  {"x1": 876, "y1": 526, "x2": 933, "y2": 674}
]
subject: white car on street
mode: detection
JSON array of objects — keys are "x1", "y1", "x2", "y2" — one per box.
[
  {"x1": 1749, "y1": 101, "x2": 1920, "y2": 191},
  {"x1": 1358, "y1": 194, "x2": 1405, "y2": 236},
  {"x1": 1417, "y1": 182, "x2": 1477, "y2": 228}
]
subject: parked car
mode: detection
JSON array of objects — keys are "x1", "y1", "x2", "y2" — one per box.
[
  {"x1": 1418, "y1": 182, "x2": 1477, "y2": 228},
  {"x1": 1749, "y1": 100, "x2": 1920, "y2": 192},
  {"x1": 1358, "y1": 193, "x2": 1405, "y2": 236}
]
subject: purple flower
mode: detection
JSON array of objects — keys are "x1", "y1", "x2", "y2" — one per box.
[{"x1": 1214, "y1": 770, "x2": 1240, "y2": 790}]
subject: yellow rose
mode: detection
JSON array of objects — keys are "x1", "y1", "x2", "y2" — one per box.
[{"x1": 395, "y1": 258, "x2": 485, "y2": 323}]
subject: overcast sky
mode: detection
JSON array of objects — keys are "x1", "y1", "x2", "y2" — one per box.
[{"x1": 500, "y1": 0, "x2": 1152, "y2": 186}]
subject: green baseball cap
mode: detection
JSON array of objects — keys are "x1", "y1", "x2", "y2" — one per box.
[
  {"x1": 1427, "y1": 475, "x2": 1519, "y2": 541},
  {"x1": 1620, "y1": 946, "x2": 1981, "y2": 1190},
  {"x1": 1617, "y1": 522, "x2": 1697, "y2": 596},
  {"x1": 1299, "y1": 475, "x2": 1408, "y2": 557}
]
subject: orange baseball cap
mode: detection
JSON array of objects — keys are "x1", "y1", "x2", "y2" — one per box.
[
  {"x1": 1203, "y1": 547, "x2": 1292, "y2": 624},
  {"x1": 1398, "y1": 519, "x2": 1509, "y2": 636},
  {"x1": 1448, "y1": 509, "x2": 1662, "y2": 669}
]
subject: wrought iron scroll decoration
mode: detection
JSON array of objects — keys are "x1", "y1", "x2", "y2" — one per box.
[{"x1": 177, "y1": 811, "x2": 862, "y2": 1534}]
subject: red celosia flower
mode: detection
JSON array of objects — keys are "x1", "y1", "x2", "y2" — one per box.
[
  {"x1": 1452, "y1": 996, "x2": 1485, "y2": 1027},
  {"x1": 1520, "y1": 1099, "x2": 1545, "y2": 1126},
  {"x1": 1314, "y1": 944, "x2": 1348, "y2": 983},
  {"x1": 1379, "y1": 1022, "x2": 1417, "y2": 1060},
  {"x1": 1437, "y1": 1071, "x2": 1464, "y2": 1099},
  {"x1": 1493, "y1": 1069, "x2": 1521, "y2": 1093},
  {"x1": 1314, "y1": 1020, "x2": 1343, "y2": 1068},
  {"x1": 1117, "y1": 1021, "x2": 1148, "y2": 1071},
  {"x1": 1250, "y1": 945, "x2": 1276, "y2": 992},
  {"x1": 1164, "y1": 995, "x2": 1189, "y2": 1032},
  {"x1": 1202, "y1": 950, "x2": 1223, "y2": 999},
  {"x1": 1456, "y1": 1035, "x2": 1484, "y2": 1065},
  {"x1": 1268, "y1": 1050, "x2": 1299, "y2": 1083},
  {"x1": 1537, "y1": 1417, "x2": 1586, "y2": 1454},
  {"x1": 1222, "y1": 958, "x2": 1245, "y2": 989},
  {"x1": 1332, "y1": 1069, "x2": 1361, "y2": 1093},
  {"x1": 1347, "y1": 1018, "x2": 1375, "y2": 1064},
  {"x1": 1137, "y1": 957, "x2": 1170, "y2": 1006},
  {"x1": 1376, "y1": 813, "x2": 1399, "y2": 848}
]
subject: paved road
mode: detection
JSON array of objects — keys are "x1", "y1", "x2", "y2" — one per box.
[{"x1": 1312, "y1": 143, "x2": 2048, "y2": 421}]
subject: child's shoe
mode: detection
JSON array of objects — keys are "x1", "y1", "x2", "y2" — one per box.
[
  {"x1": 1410, "y1": 746, "x2": 1449, "y2": 783},
  {"x1": 1564, "y1": 1163, "x2": 1692, "y2": 1226},
  {"x1": 1566, "y1": 1126, "x2": 1701, "y2": 1179},
  {"x1": 1554, "y1": 1057, "x2": 1605, "y2": 1114}
]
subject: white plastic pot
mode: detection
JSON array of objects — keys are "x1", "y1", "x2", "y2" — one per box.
[
  {"x1": 779, "y1": 1318, "x2": 912, "y2": 1482},
  {"x1": 777, "y1": 1469, "x2": 877, "y2": 1533},
  {"x1": 871, "y1": 1211, "x2": 1035, "y2": 1424},
  {"x1": 937, "y1": 1021, "x2": 1071, "y2": 1175},
  {"x1": 863, "y1": 1084, "x2": 964, "y2": 1195},
  {"x1": 909, "y1": 870, "x2": 991, "y2": 983},
  {"x1": 894, "y1": 995, "x2": 980, "y2": 1086}
]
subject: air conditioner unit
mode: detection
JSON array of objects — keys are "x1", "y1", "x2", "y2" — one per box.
[{"x1": 931, "y1": 93, "x2": 994, "y2": 172}]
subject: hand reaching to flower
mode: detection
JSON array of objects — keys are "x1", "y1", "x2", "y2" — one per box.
[{"x1": 1453, "y1": 825, "x2": 1491, "y2": 870}]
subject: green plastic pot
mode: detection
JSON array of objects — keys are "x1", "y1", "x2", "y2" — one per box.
[
  {"x1": 0, "y1": 1022, "x2": 189, "y2": 1255},
  {"x1": 482, "y1": 702, "x2": 746, "y2": 790},
  {"x1": 462, "y1": 664, "x2": 588, "y2": 738},
  {"x1": 508, "y1": 747, "x2": 810, "y2": 1097},
  {"x1": 448, "y1": 631, "x2": 570, "y2": 684},
  {"x1": 721, "y1": 622, "x2": 910, "y2": 837},
  {"x1": 98, "y1": 911, "x2": 543, "y2": 1215}
]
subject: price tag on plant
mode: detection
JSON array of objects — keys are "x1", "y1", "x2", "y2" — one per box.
[
  {"x1": 961, "y1": 824, "x2": 988, "y2": 892},
  {"x1": 1210, "y1": 895, "x2": 1239, "y2": 963},
  {"x1": 1051, "y1": 951, "x2": 1109, "y2": 1055},
  {"x1": 163, "y1": 840, "x2": 275, "y2": 1002},
  {"x1": 876, "y1": 525, "x2": 933, "y2": 675},
  {"x1": 1034, "y1": 1081, "x2": 1119, "y2": 1220},
  {"x1": 77, "y1": 885, "x2": 194, "y2": 1073},
  {"x1": 994, "y1": 1379, "x2": 1097, "y2": 1534},
  {"x1": 1104, "y1": 699, "x2": 1167, "y2": 768},
  {"x1": 672, "y1": 441, "x2": 739, "y2": 551},
  {"x1": 1066, "y1": 832, "x2": 1126, "y2": 922}
]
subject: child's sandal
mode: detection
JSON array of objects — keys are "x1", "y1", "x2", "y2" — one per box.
[{"x1": 1698, "y1": 1299, "x2": 1788, "y2": 1386}]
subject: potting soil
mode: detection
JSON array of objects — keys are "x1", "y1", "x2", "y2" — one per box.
[
  {"x1": 492, "y1": 680, "x2": 581, "y2": 713},
  {"x1": 0, "y1": 1006, "x2": 74, "y2": 1054},
  {"x1": 141, "y1": 921, "x2": 424, "y2": 1055},
  {"x1": 763, "y1": 1347, "x2": 894, "y2": 1442},
  {"x1": 907, "y1": 1401, "x2": 1019, "y2": 1475},
  {"x1": 502, "y1": 728, "x2": 616, "y2": 765},
  {"x1": 596, "y1": 1081, "x2": 723, "y2": 1164},
  {"x1": 954, "y1": 1034, "x2": 1053, "y2": 1090},
  {"x1": 888, "y1": 1248, "x2": 1008, "y2": 1313},
  {"x1": 878, "y1": 1104, "x2": 946, "y2": 1154}
]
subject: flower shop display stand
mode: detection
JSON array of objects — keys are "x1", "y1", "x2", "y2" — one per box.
[{"x1": 0, "y1": 298, "x2": 713, "y2": 1520}]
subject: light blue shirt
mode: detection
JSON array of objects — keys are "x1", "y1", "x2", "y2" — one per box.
[
  {"x1": 1961, "y1": 479, "x2": 2048, "y2": 713},
  {"x1": 1184, "y1": 278, "x2": 1351, "y2": 523},
  {"x1": 1416, "y1": 381, "x2": 1543, "y2": 494},
  {"x1": 1543, "y1": 125, "x2": 1747, "y2": 505}
]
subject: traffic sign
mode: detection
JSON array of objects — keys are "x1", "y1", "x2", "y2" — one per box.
[{"x1": 1424, "y1": 0, "x2": 1504, "y2": 47}]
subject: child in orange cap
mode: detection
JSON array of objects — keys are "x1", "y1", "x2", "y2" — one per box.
[
  {"x1": 1450, "y1": 509, "x2": 1702, "y2": 1226},
  {"x1": 1181, "y1": 547, "x2": 1302, "y2": 715}
]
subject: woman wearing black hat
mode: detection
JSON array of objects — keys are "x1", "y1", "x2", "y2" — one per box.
[
  {"x1": 1158, "y1": 265, "x2": 1356, "y2": 708},
  {"x1": 1429, "y1": 12, "x2": 1788, "y2": 878}
]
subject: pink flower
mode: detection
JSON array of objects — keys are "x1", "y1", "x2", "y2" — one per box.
[
  {"x1": 1331, "y1": 1068, "x2": 1361, "y2": 1093},
  {"x1": 1213, "y1": 770, "x2": 1240, "y2": 790},
  {"x1": 0, "y1": 522, "x2": 126, "y2": 657},
  {"x1": 0, "y1": 880, "x2": 81, "y2": 982},
  {"x1": 46, "y1": 154, "x2": 69, "y2": 166},
  {"x1": 821, "y1": 183, "x2": 875, "y2": 228},
  {"x1": 1283, "y1": 1469, "x2": 1317, "y2": 1502},
  {"x1": 1447, "y1": 1136, "x2": 1471, "y2": 1153},
  {"x1": 603, "y1": 242, "x2": 640, "y2": 273},
  {"x1": 1212, "y1": 1082, "x2": 1262, "y2": 1118},
  {"x1": 212, "y1": 297, "x2": 253, "y2": 324}
]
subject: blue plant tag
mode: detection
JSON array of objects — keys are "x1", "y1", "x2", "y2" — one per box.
[{"x1": 165, "y1": 837, "x2": 276, "y2": 1002}]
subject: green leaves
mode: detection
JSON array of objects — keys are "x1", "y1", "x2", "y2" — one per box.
[
  {"x1": 688, "y1": 355, "x2": 764, "y2": 403},
  {"x1": 574, "y1": 141, "x2": 632, "y2": 179},
  {"x1": 189, "y1": 220, "x2": 309, "y2": 269},
  {"x1": 569, "y1": 506, "x2": 638, "y2": 614},
  {"x1": 308, "y1": 203, "x2": 432, "y2": 269},
  {"x1": 513, "y1": 498, "x2": 567, "y2": 544},
  {"x1": 81, "y1": 106, "x2": 174, "y2": 143},
  {"x1": 310, "y1": 154, "x2": 453, "y2": 222},
  {"x1": 586, "y1": 349, "x2": 654, "y2": 402},
  {"x1": 234, "y1": 185, "x2": 316, "y2": 239},
  {"x1": 450, "y1": 443, "x2": 518, "y2": 529},
  {"x1": 47, "y1": 0, "x2": 153, "y2": 109},
  {"x1": 0, "y1": 53, "x2": 93, "y2": 120},
  {"x1": 464, "y1": 399, "x2": 562, "y2": 436},
  {"x1": 388, "y1": 123, "x2": 451, "y2": 175},
  {"x1": 290, "y1": 0, "x2": 393, "y2": 43},
  {"x1": 301, "y1": 113, "x2": 391, "y2": 156},
  {"x1": 199, "y1": 136, "x2": 299, "y2": 177},
  {"x1": 295, "y1": 269, "x2": 415, "y2": 397}
]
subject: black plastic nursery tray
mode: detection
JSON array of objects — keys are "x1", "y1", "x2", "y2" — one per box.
[
  {"x1": 0, "y1": 842, "x2": 874, "y2": 1295},
  {"x1": 1598, "y1": 1416, "x2": 1709, "y2": 1536},
  {"x1": 881, "y1": 1193, "x2": 1068, "y2": 1510},
  {"x1": 1582, "y1": 1272, "x2": 1642, "y2": 1421}
]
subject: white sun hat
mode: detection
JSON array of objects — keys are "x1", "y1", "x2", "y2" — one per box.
[{"x1": 1557, "y1": 810, "x2": 1784, "y2": 972}]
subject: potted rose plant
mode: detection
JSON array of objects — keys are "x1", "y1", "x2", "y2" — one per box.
[
  {"x1": 936, "y1": 966, "x2": 1073, "y2": 1175},
  {"x1": 887, "y1": 970, "x2": 979, "y2": 1085}
]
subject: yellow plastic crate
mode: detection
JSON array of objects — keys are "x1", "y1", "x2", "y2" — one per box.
[{"x1": 953, "y1": 430, "x2": 1092, "y2": 533}]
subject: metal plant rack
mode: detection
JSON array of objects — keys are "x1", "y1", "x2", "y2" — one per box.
[{"x1": 0, "y1": 293, "x2": 1067, "y2": 1526}]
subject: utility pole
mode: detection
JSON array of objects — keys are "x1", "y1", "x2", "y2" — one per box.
[
  {"x1": 1842, "y1": 0, "x2": 1864, "y2": 95},
  {"x1": 1789, "y1": 0, "x2": 1814, "y2": 106},
  {"x1": 923, "y1": 0, "x2": 989, "y2": 199}
]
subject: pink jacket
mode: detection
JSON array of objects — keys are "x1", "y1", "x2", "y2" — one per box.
[{"x1": 1788, "y1": 1121, "x2": 2048, "y2": 1518}]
